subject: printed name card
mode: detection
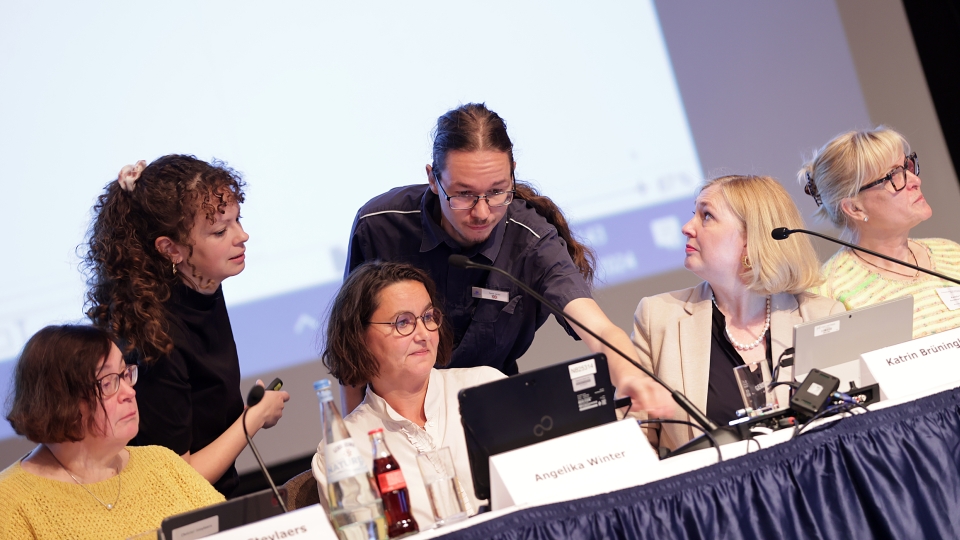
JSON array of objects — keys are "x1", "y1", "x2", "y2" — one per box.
[
  {"x1": 488, "y1": 419, "x2": 658, "y2": 510},
  {"x1": 205, "y1": 504, "x2": 336, "y2": 540},
  {"x1": 860, "y1": 326, "x2": 960, "y2": 401}
]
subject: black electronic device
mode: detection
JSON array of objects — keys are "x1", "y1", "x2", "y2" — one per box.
[
  {"x1": 160, "y1": 487, "x2": 287, "y2": 539},
  {"x1": 790, "y1": 369, "x2": 841, "y2": 420},
  {"x1": 458, "y1": 353, "x2": 617, "y2": 500}
]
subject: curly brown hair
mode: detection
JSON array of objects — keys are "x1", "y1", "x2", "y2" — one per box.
[
  {"x1": 432, "y1": 103, "x2": 597, "y2": 285},
  {"x1": 84, "y1": 155, "x2": 245, "y2": 364},
  {"x1": 322, "y1": 261, "x2": 453, "y2": 387},
  {"x1": 6, "y1": 325, "x2": 113, "y2": 443}
]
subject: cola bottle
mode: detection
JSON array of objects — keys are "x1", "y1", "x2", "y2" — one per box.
[{"x1": 369, "y1": 428, "x2": 419, "y2": 538}]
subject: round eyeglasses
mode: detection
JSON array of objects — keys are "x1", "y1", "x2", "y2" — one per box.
[
  {"x1": 435, "y1": 173, "x2": 515, "y2": 210},
  {"x1": 96, "y1": 364, "x2": 138, "y2": 397},
  {"x1": 369, "y1": 309, "x2": 442, "y2": 336},
  {"x1": 858, "y1": 152, "x2": 919, "y2": 194}
]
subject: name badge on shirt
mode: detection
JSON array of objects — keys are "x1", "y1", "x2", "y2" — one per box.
[
  {"x1": 472, "y1": 287, "x2": 510, "y2": 303},
  {"x1": 936, "y1": 287, "x2": 960, "y2": 311}
]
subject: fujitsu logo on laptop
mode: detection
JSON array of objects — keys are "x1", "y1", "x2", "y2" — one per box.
[{"x1": 533, "y1": 416, "x2": 554, "y2": 437}]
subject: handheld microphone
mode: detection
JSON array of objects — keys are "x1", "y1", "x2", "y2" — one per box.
[
  {"x1": 771, "y1": 228, "x2": 960, "y2": 285},
  {"x1": 448, "y1": 254, "x2": 743, "y2": 455},
  {"x1": 243, "y1": 380, "x2": 287, "y2": 512},
  {"x1": 247, "y1": 378, "x2": 284, "y2": 406}
]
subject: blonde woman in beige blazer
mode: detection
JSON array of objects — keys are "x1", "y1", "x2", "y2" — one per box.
[{"x1": 631, "y1": 176, "x2": 845, "y2": 452}]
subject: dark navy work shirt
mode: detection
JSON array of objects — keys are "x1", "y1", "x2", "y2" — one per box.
[{"x1": 347, "y1": 184, "x2": 593, "y2": 375}]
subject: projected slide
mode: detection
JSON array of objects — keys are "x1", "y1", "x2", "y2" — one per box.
[{"x1": 0, "y1": 1, "x2": 701, "y2": 438}]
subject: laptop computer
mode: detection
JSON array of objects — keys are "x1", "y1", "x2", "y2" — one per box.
[
  {"x1": 793, "y1": 295, "x2": 914, "y2": 390},
  {"x1": 458, "y1": 353, "x2": 618, "y2": 500},
  {"x1": 160, "y1": 487, "x2": 287, "y2": 540}
]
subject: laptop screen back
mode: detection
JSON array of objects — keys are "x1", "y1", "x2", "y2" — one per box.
[
  {"x1": 160, "y1": 487, "x2": 287, "y2": 539},
  {"x1": 458, "y1": 353, "x2": 617, "y2": 500},
  {"x1": 793, "y1": 296, "x2": 914, "y2": 386}
]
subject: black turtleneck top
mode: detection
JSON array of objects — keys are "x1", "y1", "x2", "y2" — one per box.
[{"x1": 130, "y1": 282, "x2": 243, "y2": 497}]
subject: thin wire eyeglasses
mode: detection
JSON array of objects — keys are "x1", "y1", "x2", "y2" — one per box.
[
  {"x1": 858, "y1": 152, "x2": 919, "y2": 194},
  {"x1": 96, "y1": 364, "x2": 138, "y2": 397},
  {"x1": 435, "y1": 173, "x2": 516, "y2": 210},
  {"x1": 369, "y1": 309, "x2": 442, "y2": 336}
]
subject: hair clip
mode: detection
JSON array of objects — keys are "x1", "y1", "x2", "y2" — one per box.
[
  {"x1": 117, "y1": 160, "x2": 147, "y2": 192},
  {"x1": 803, "y1": 171, "x2": 822, "y2": 207}
]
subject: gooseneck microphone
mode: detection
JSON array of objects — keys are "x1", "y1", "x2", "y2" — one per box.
[
  {"x1": 448, "y1": 254, "x2": 743, "y2": 455},
  {"x1": 771, "y1": 228, "x2": 960, "y2": 286},
  {"x1": 243, "y1": 380, "x2": 288, "y2": 513}
]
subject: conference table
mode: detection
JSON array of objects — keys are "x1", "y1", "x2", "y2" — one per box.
[{"x1": 414, "y1": 380, "x2": 960, "y2": 539}]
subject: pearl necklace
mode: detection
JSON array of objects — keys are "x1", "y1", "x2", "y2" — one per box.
[
  {"x1": 713, "y1": 295, "x2": 771, "y2": 351},
  {"x1": 47, "y1": 446, "x2": 122, "y2": 510}
]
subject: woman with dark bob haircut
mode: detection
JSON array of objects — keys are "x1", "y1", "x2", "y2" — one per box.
[
  {"x1": 0, "y1": 325, "x2": 223, "y2": 539},
  {"x1": 312, "y1": 261, "x2": 505, "y2": 528}
]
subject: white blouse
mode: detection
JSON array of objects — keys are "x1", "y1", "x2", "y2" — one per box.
[{"x1": 312, "y1": 367, "x2": 505, "y2": 528}]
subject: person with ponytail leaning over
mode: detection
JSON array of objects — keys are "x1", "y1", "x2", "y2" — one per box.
[
  {"x1": 343, "y1": 103, "x2": 672, "y2": 418},
  {"x1": 84, "y1": 155, "x2": 289, "y2": 496},
  {"x1": 800, "y1": 127, "x2": 960, "y2": 338}
]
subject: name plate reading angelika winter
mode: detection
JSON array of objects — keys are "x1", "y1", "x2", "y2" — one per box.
[
  {"x1": 488, "y1": 419, "x2": 658, "y2": 510},
  {"x1": 860, "y1": 326, "x2": 960, "y2": 401},
  {"x1": 205, "y1": 504, "x2": 336, "y2": 540}
]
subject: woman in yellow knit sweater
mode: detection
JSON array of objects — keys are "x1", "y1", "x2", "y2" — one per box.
[
  {"x1": 0, "y1": 325, "x2": 224, "y2": 539},
  {"x1": 800, "y1": 127, "x2": 960, "y2": 338}
]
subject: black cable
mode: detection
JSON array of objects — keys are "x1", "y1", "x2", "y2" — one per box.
[
  {"x1": 769, "y1": 347, "x2": 795, "y2": 391},
  {"x1": 795, "y1": 403, "x2": 863, "y2": 438},
  {"x1": 242, "y1": 408, "x2": 288, "y2": 513},
  {"x1": 639, "y1": 418, "x2": 723, "y2": 463},
  {"x1": 792, "y1": 402, "x2": 859, "y2": 439}
]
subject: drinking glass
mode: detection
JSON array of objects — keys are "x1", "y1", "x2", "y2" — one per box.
[
  {"x1": 733, "y1": 359, "x2": 778, "y2": 413},
  {"x1": 416, "y1": 447, "x2": 468, "y2": 527}
]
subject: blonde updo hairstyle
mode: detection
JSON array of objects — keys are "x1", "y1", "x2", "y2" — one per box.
[
  {"x1": 798, "y1": 127, "x2": 911, "y2": 236},
  {"x1": 702, "y1": 175, "x2": 823, "y2": 295}
]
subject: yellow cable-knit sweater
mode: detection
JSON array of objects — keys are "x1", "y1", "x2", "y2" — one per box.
[{"x1": 0, "y1": 445, "x2": 225, "y2": 540}]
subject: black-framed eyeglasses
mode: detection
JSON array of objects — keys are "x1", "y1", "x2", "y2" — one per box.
[
  {"x1": 369, "y1": 308, "x2": 442, "y2": 336},
  {"x1": 858, "y1": 152, "x2": 919, "y2": 194},
  {"x1": 435, "y1": 172, "x2": 516, "y2": 210},
  {"x1": 96, "y1": 364, "x2": 138, "y2": 397}
]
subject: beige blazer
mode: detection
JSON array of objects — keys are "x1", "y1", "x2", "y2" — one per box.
[{"x1": 631, "y1": 282, "x2": 846, "y2": 451}]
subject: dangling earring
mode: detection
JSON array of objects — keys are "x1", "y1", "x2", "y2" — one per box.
[
  {"x1": 172, "y1": 261, "x2": 178, "y2": 276},
  {"x1": 742, "y1": 254, "x2": 752, "y2": 269}
]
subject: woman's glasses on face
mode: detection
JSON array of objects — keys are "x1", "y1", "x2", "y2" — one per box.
[
  {"x1": 96, "y1": 364, "x2": 138, "y2": 397},
  {"x1": 858, "y1": 152, "x2": 920, "y2": 194},
  {"x1": 369, "y1": 308, "x2": 442, "y2": 336}
]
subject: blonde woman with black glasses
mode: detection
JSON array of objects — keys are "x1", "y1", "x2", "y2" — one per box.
[{"x1": 800, "y1": 127, "x2": 960, "y2": 338}]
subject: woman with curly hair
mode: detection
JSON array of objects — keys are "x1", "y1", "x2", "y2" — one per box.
[{"x1": 84, "y1": 155, "x2": 289, "y2": 496}]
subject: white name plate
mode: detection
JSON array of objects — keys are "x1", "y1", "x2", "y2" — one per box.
[
  {"x1": 488, "y1": 419, "x2": 658, "y2": 510},
  {"x1": 205, "y1": 504, "x2": 336, "y2": 540},
  {"x1": 860, "y1": 326, "x2": 960, "y2": 401}
]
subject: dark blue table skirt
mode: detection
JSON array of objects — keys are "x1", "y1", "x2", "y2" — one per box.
[{"x1": 442, "y1": 386, "x2": 960, "y2": 540}]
